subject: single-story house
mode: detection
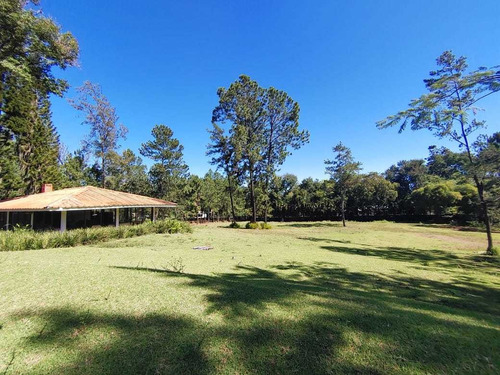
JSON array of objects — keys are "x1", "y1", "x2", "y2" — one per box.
[{"x1": 0, "y1": 184, "x2": 176, "y2": 232}]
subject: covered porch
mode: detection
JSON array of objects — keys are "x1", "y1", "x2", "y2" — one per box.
[{"x1": 0, "y1": 186, "x2": 176, "y2": 232}]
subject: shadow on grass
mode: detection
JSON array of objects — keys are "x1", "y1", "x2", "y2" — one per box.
[
  {"x1": 298, "y1": 236, "x2": 499, "y2": 272},
  {"x1": 298, "y1": 236, "x2": 352, "y2": 244},
  {"x1": 412, "y1": 223, "x2": 474, "y2": 231},
  {"x1": 321, "y1": 244, "x2": 500, "y2": 272},
  {"x1": 282, "y1": 222, "x2": 342, "y2": 228},
  {"x1": 412, "y1": 223, "x2": 500, "y2": 233},
  {"x1": 12, "y1": 310, "x2": 210, "y2": 375},
  {"x1": 6, "y1": 263, "x2": 500, "y2": 374}
]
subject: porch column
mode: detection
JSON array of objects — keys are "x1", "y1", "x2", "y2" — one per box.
[
  {"x1": 30, "y1": 212, "x2": 34, "y2": 229},
  {"x1": 152, "y1": 207, "x2": 157, "y2": 222},
  {"x1": 60, "y1": 211, "x2": 67, "y2": 232},
  {"x1": 115, "y1": 208, "x2": 120, "y2": 228},
  {"x1": 5, "y1": 212, "x2": 9, "y2": 230}
]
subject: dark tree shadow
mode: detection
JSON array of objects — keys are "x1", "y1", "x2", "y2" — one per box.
[
  {"x1": 9, "y1": 309, "x2": 210, "y2": 375},
  {"x1": 281, "y1": 222, "x2": 342, "y2": 228},
  {"x1": 413, "y1": 223, "x2": 500, "y2": 233},
  {"x1": 5, "y1": 262, "x2": 500, "y2": 374},
  {"x1": 112, "y1": 263, "x2": 499, "y2": 371},
  {"x1": 296, "y1": 235, "x2": 499, "y2": 272},
  {"x1": 298, "y1": 236, "x2": 352, "y2": 244}
]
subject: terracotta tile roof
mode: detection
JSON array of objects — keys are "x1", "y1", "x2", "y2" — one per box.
[{"x1": 0, "y1": 186, "x2": 176, "y2": 211}]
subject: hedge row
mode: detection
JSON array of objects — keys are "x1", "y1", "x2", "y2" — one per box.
[
  {"x1": 227, "y1": 222, "x2": 272, "y2": 229},
  {"x1": 0, "y1": 219, "x2": 192, "y2": 251}
]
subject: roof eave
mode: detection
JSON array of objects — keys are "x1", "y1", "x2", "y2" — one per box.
[{"x1": 0, "y1": 204, "x2": 177, "y2": 212}]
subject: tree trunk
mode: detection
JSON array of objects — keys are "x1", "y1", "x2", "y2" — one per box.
[
  {"x1": 458, "y1": 112, "x2": 493, "y2": 254},
  {"x1": 101, "y1": 156, "x2": 105, "y2": 188},
  {"x1": 473, "y1": 175, "x2": 494, "y2": 254},
  {"x1": 263, "y1": 121, "x2": 274, "y2": 224},
  {"x1": 341, "y1": 194, "x2": 346, "y2": 227},
  {"x1": 226, "y1": 172, "x2": 237, "y2": 224},
  {"x1": 249, "y1": 166, "x2": 257, "y2": 222}
]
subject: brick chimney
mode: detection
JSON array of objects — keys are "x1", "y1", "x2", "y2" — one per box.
[{"x1": 41, "y1": 184, "x2": 53, "y2": 193}]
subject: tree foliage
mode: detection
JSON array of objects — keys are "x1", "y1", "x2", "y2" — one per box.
[
  {"x1": 325, "y1": 143, "x2": 361, "y2": 226},
  {"x1": 212, "y1": 75, "x2": 266, "y2": 222},
  {"x1": 106, "y1": 149, "x2": 149, "y2": 194},
  {"x1": 347, "y1": 173, "x2": 397, "y2": 217},
  {"x1": 207, "y1": 123, "x2": 241, "y2": 223},
  {"x1": 426, "y1": 146, "x2": 468, "y2": 180},
  {"x1": 0, "y1": 128, "x2": 22, "y2": 198},
  {"x1": 377, "y1": 51, "x2": 500, "y2": 253},
  {"x1": 475, "y1": 133, "x2": 500, "y2": 223},
  {"x1": 60, "y1": 149, "x2": 100, "y2": 188},
  {"x1": 140, "y1": 124, "x2": 189, "y2": 200},
  {"x1": 411, "y1": 181, "x2": 462, "y2": 216},
  {"x1": 0, "y1": 0, "x2": 78, "y2": 199},
  {"x1": 70, "y1": 81, "x2": 128, "y2": 188},
  {"x1": 0, "y1": 0, "x2": 79, "y2": 106},
  {"x1": 261, "y1": 87, "x2": 309, "y2": 221},
  {"x1": 211, "y1": 75, "x2": 308, "y2": 223},
  {"x1": 384, "y1": 159, "x2": 429, "y2": 214}
]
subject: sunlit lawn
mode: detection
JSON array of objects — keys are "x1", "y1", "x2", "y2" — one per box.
[{"x1": 0, "y1": 221, "x2": 499, "y2": 374}]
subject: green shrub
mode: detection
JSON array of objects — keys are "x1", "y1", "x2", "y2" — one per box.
[
  {"x1": 374, "y1": 220, "x2": 392, "y2": 224},
  {"x1": 54, "y1": 232, "x2": 78, "y2": 247},
  {"x1": 228, "y1": 222, "x2": 241, "y2": 229},
  {"x1": 163, "y1": 257, "x2": 186, "y2": 273},
  {"x1": 154, "y1": 219, "x2": 182, "y2": 234},
  {"x1": 0, "y1": 219, "x2": 192, "y2": 251},
  {"x1": 260, "y1": 222, "x2": 272, "y2": 230},
  {"x1": 468, "y1": 221, "x2": 485, "y2": 229},
  {"x1": 156, "y1": 219, "x2": 192, "y2": 234},
  {"x1": 123, "y1": 227, "x2": 136, "y2": 238},
  {"x1": 115, "y1": 227, "x2": 126, "y2": 239},
  {"x1": 21, "y1": 233, "x2": 37, "y2": 250},
  {"x1": 82, "y1": 228, "x2": 99, "y2": 244},
  {"x1": 245, "y1": 222, "x2": 259, "y2": 230},
  {"x1": 131, "y1": 226, "x2": 144, "y2": 236}
]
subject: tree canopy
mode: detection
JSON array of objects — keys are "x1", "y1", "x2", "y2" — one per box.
[
  {"x1": 0, "y1": 0, "x2": 79, "y2": 199},
  {"x1": 377, "y1": 51, "x2": 500, "y2": 253},
  {"x1": 325, "y1": 142, "x2": 362, "y2": 227},
  {"x1": 140, "y1": 124, "x2": 189, "y2": 200},
  {"x1": 70, "y1": 81, "x2": 128, "y2": 188},
  {"x1": 211, "y1": 75, "x2": 309, "y2": 223}
]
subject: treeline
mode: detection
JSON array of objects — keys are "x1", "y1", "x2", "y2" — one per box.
[
  {"x1": 161, "y1": 142, "x2": 497, "y2": 225},
  {"x1": 8, "y1": 134, "x2": 496, "y2": 228}
]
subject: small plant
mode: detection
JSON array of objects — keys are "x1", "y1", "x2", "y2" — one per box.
[
  {"x1": 245, "y1": 222, "x2": 259, "y2": 229},
  {"x1": 260, "y1": 222, "x2": 272, "y2": 230},
  {"x1": 13, "y1": 224, "x2": 33, "y2": 232},
  {"x1": 164, "y1": 257, "x2": 185, "y2": 273},
  {"x1": 468, "y1": 221, "x2": 485, "y2": 229},
  {"x1": 228, "y1": 222, "x2": 241, "y2": 229}
]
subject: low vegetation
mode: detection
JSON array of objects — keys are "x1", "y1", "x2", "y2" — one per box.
[
  {"x1": 0, "y1": 219, "x2": 191, "y2": 251},
  {"x1": 243, "y1": 222, "x2": 273, "y2": 230},
  {"x1": 0, "y1": 221, "x2": 498, "y2": 374}
]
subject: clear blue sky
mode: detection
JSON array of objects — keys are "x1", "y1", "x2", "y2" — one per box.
[{"x1": 44, "y1": 0, "x2": 500, "y2": 181}]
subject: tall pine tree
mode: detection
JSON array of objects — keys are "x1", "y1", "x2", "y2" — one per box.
[
  {"x1": 1, "y1": 75, "x2": 63, "y2": 195},
  {"x1": 0, "y1": 1, "x2": 78, "y2": 198},
  {"x1": 140, "y1": 124, "x2": 189, "y2": 201}
]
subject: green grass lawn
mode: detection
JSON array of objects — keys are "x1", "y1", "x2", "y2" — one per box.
[{"x1": 0, "y1": 221, "x2": 499, "y2": 374}]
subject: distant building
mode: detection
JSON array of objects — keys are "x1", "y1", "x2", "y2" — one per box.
[{"x1": 0, "y1": 184, "x2": 176, "y2": 232}]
